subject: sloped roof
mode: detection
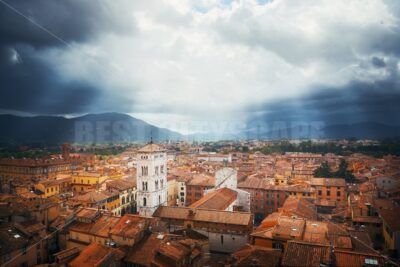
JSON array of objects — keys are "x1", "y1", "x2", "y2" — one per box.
[
  {"x1": 153, "y1": 206, "x2": 252, "y2": 226},
  {"x1": 69, "y1": 243, "x2": 124, "y2": 267},
  {"x1": 280, "y1": 196, "x2": 317, "y2": 220},
  {"x1": 232, "y1": 244, "x2": 281, "y2": 267},
  {"x1": 282, "y1": 241, "x2": 331, "y2": 267},
  {"x1": 138, "y1": 143, "x2": 166, "y2": 153},
  {"x1": 110, "y1": 214, "x2": 147, "y2": 239},
  {"x1": 189, "y1": 187, "x2": 237, "y2": 210},
  {"x1": 69, "y1": 214, "x2": 120, "y2": 238},
  {"x1": 334, "y1": 250, "x2": 385, "y2": 267},
  {"x1": 310, "y1": 177, "x2": 346, "y2": 187}
]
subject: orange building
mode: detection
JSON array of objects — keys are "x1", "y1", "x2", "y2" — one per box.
[
  {"x1": 185, "y1": 174, "x2": 215, "y2": 206},
  {"x1": 310, "y1": 177, "x2": 347, "y2": 202}
]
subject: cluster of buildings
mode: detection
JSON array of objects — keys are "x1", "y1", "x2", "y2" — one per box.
[{"x1": 0, "y1": 141, "x2": 399, "y2": 266}]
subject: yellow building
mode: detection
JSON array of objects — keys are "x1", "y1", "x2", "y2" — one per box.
[
  {"x1": 35, "y1": 180, "x2": 61, "y2": 198},
  {"x1": 35, "y1": 177, "x2": 72, "y2": 198},
  {"x1": 71, "y1": 171, "x2": 123, "y2": 192},
  {"x1": 167, "y1": 176, "x2": 178, "y2": 206},
  {"x1": 71, "y1": 172, "x2": 108, "y2": 192},
  {"x1": 69, "y1": 190, "x2": 121, "y2": 216},
  {"x1": 285, "y1": 185, "x2": 316, "y2": 199},
  {"x1": 274, "y1": 174, "x2": 288, "y2": 185}
]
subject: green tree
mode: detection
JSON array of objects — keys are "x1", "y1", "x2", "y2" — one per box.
[
  {"x1": 335, "y1": 159, "x2": 355, "y2": 183},
  {"x1": 314, "y1": 161, "x2": 333, "y2": 178}
]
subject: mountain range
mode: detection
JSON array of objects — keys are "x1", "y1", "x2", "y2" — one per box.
[
  {"x1": 0, "y1": 113, "x2": 182, "y2": 145},
  {"x1": 0, "y1": 113, "x2": 399, "y2": 145}
]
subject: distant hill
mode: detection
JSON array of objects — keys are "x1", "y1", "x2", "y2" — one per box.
[
  {"x1": 1, "y1": 113, "x2": 399, "y2": 145},
  {"x1": 241, "y1": 122, "x2": 400, "y2": 140},
  {"x1": 0, "y1": 113, "x2": 183, "y2": 145}
]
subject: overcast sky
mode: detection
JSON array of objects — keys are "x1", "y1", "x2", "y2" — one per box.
[{"x1": 1, "y1": 0, "x2": 399, "y2": 134}]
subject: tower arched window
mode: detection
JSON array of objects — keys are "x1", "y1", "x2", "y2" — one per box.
[
  {"x1": 161, "y1": 179, "x2": 164, "y2": 188},
  {"x1": 159, "y1": 195, "x2": 161, "y2": 204},
  {"x1": 155, "y1": 180, "x2": 159, "y2": 190},
  {"x1": 143, "y1": 197, "x2": 147, "y2": 206}
]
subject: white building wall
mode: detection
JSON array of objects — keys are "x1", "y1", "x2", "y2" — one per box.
[
  {"x1": 215, "y1": 167, "x2": 237, "y2": 189},
  {"x1": 137, "y1": 150, "x2": 168, "y2": 217},
  {"x1": 235, "y1": 188, "x2": 251, "y2": 212},
  {"x1": 196, "y1": 230, "x2": 248, "y2": 253},
  {"x1": 165, "y1": 224, "x2": 248, "y2": 253}
]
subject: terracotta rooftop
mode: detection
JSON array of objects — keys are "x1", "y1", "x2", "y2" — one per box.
[
  {"x1": 272, "y1": 216, "x2": 305, "y2": 240},
  {"x1": 69, "y1": 214, "x2": 120, "y2": 238},
  {"x1": 110, "y1": 214, "x2": 148, "y2": 239},
  {"x1": 333, "y1": 250, "x2": 385, "y2": 267},
  {"x1": 349, "y1": 229, "x2": 375, "y2": 253},
  {"x1": 279, "y1": 196, "x2": 317, "y2": 220},
  {"x1": 106, "y1": 178, "x2": 136, "y2": 191},
  {"x1": 53, "y1": 247, "x2": 80, "y2": 263},
  {"x1": 125, "y1": 233, "x2": 196, "y2": 266},
  {"x1": 187, "y1": 173, "x2": 215, "y2": 187},
  {"x1": 153, "y1": 206, "x2": 252, "y2": 226},
  {"x1": 70, "y1": 190, "x2": 118, "y2": 204},
  {"x1": 72, "y1": 171, "x2": 103, "y2": 177},
  {"x1": 303, "y1": 220, "x2": 329, "y2": 245},
  {"x1": 189, "y1": 187, "x2": 237, "y2": 210},
  {"x1": 310, "y1": 177, "x2": 346, "y2": 187},
  {"x1": 282, "y1": 240, "x2": 331, "y2": 267},
  {"x1": 231, "y1": 244, "x2": 281, "y2": 267},
  {"x1": 75, "y1": 207, "x2": 100, "y2": 221},
  {"x1": 238, "y1": 178, "x2": 314, "y2": 193},
  {"x1": 138, "y1": 143, "x2": 166, "y2": 153},
  {"x1": 69, "y1": 243, "x2": 124, "y2": 267}
]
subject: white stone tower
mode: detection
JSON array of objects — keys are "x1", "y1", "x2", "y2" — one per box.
[{"x1": 136, "y1": 142, "x2": 168, "y2": 217}]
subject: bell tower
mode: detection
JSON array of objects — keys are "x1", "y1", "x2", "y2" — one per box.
[{"x1": 136, "y1": 142, "x2": 167, "y2": 217}]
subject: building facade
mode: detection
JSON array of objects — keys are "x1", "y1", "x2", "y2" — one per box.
[{"x1": 136, "y1": 143, "x2": 168, "y2": 217}]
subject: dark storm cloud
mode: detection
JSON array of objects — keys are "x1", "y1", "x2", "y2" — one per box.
[
  {"x1": 0, "y1": 45, "x2": 99, "y2": 113},
  {"x1": 372, "y1": 57, "x2": 386, "y2": 68},
  {"x1": 249, "y1": 76, "x2": 400, "y2": 126},
  {"x1": 0, "y1": 0, "x2": 135, "y2": 115},
  {"x1": 0, "y1": 0, "x2": 132, "y2": 48}
]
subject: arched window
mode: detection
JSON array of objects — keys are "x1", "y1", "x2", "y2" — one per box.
[
  {"x1": 155, "y1": 180, "x2": 159, "y2": 190},
  {"x1": 143, "y1": 197, "x2": 147, "y2": 206},
  {"x1": 159, "y1": 195, "x2": 161, "y2": 204},
  {"x1": 122, "y1": 196, "x2": 126, "y2": 205},
  {"x1": 161, "y1": 179, "x2": 164, "y2": 188}
]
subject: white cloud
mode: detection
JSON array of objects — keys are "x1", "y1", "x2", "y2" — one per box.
[{"x1": 42, "y1": 0, "x2": 399, "y2": 133}]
